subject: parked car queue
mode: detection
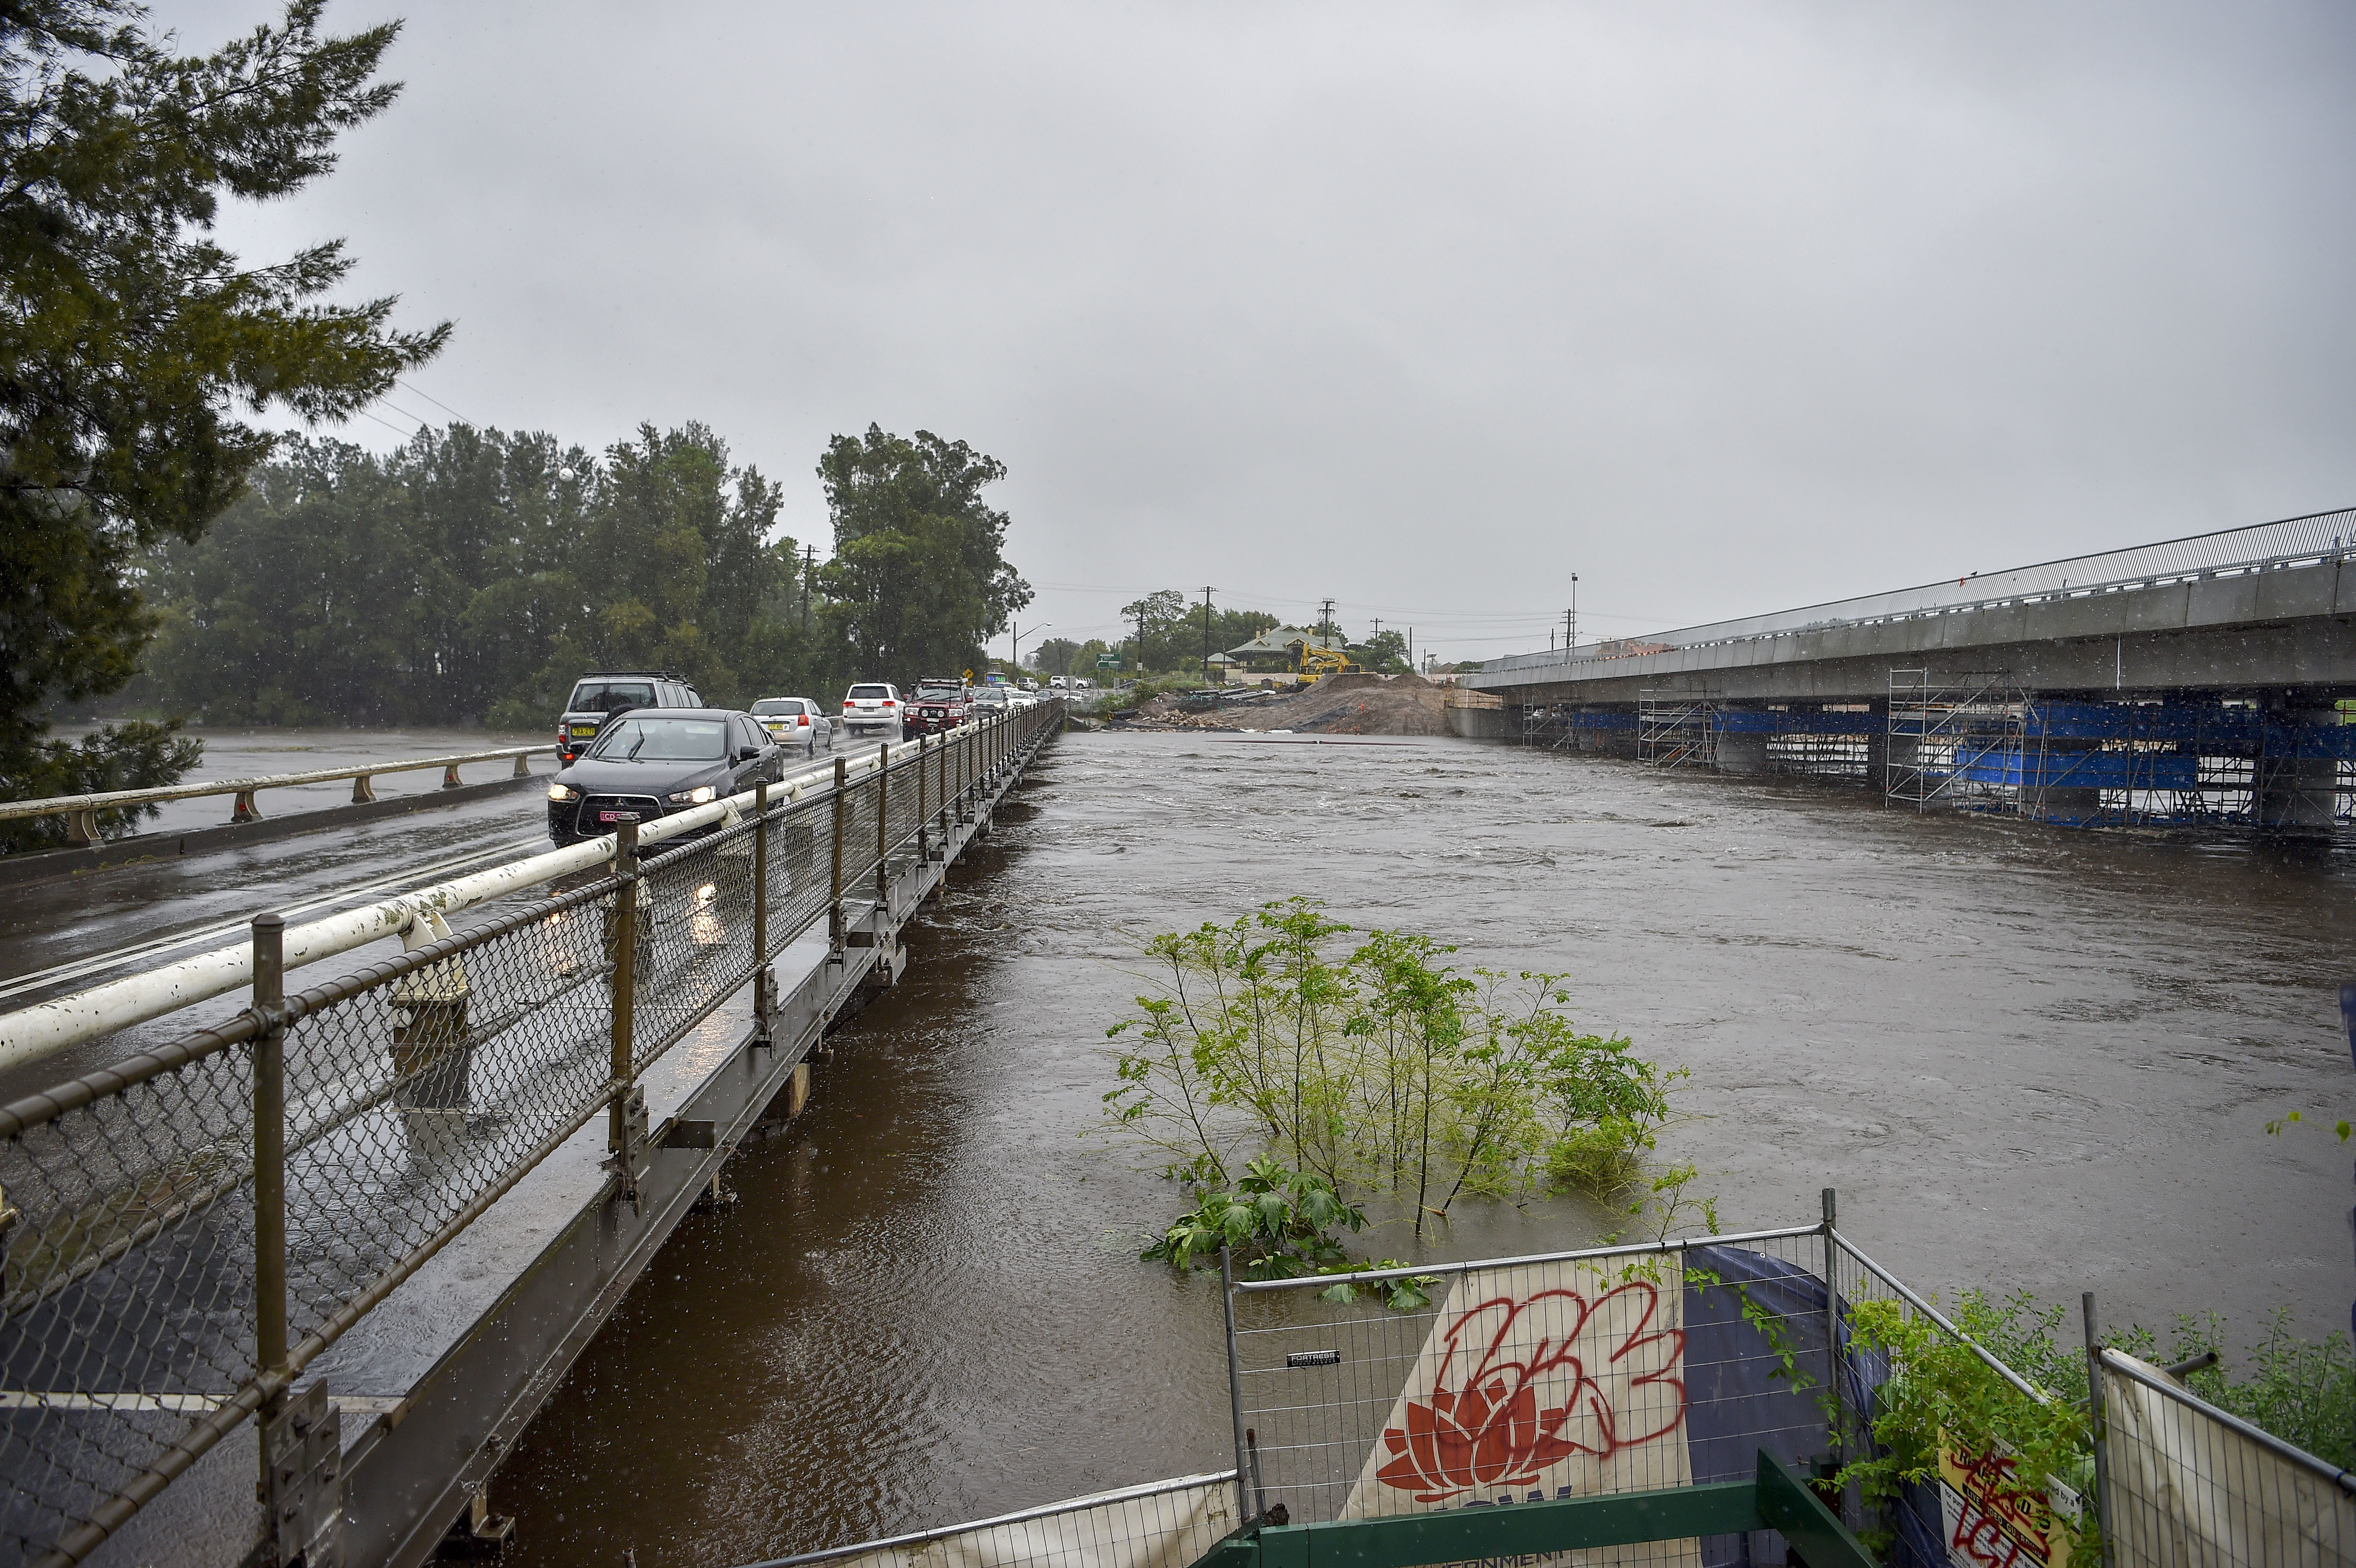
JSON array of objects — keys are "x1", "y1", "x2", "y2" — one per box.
[{"x1": 545, "y1": 676, "x2": 1047, "y2": 845}]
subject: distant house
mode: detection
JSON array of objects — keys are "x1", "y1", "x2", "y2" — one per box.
[{"x1": 1223, "y1": 626, "x2": 1362, "y2": 675}]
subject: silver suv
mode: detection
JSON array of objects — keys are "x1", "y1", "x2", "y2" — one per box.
[
  {"x1": 556, "y1": 671, "x2": 703, "y2": 764},
  {"x1": 840, "y1": 682, "x2": 905, "y2": 741}
]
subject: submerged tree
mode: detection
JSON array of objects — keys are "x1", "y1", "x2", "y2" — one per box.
[
  {"x1": 1104, "y1": 899, "x2": 1683, "y2": 1242},
  {"x1": 0, "y1": 0, "x2": 448, "y2": 808}
]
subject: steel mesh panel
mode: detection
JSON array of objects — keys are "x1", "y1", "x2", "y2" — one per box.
[
  {"x1": 274, "y1": 887, "x2": 617, "y2": 1345},
  {"x1": 0, "y1": 1047, "x2": 260, "y2": 1557},
  {"x1": 1231, "y1": 1233, "x2": 1833, "y2": 1543},
  {"x1": 748, "y1": 1470, "x2": 1239, "y2": 1568},
  {"x1": 2097, "y1": 1349, "x2": 2356, "y2": 1568}
]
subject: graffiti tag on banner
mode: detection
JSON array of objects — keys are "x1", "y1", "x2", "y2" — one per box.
[
  {"x1": 1937, "y1": 1441, "x2": 2082, "y2": 1568},
  {"x1": 1340, "y1": 1261, "x2": 1695, "y2": 1568}
]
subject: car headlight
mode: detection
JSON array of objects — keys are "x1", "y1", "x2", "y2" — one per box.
[
  {"x1": 548, "y1": 783, "x2": 579, "y2": 802},
  {"x1": 666, "y1": 784, "x2": 716, "y2": 805}
]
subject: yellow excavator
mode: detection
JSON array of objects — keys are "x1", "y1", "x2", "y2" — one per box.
[{"x1": 1297, "y1": 644, "x2": 1358, "y2": 680}]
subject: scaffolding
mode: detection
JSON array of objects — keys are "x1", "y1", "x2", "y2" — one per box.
[
  {"x1": 1765, "y1": 706, "x2": 1876, "y2": 782},
  {"x1": 1885, "y1": 670, "x2": 2022, "y2": 811},
  {"x1": 1887, "y1": 677, "x2": 2356, "y2": 827},
  {"x1": 1637, "y1": 689, "x2": 1715, "y2": 767}
]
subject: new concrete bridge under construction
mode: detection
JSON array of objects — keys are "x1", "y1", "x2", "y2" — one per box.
[{"x1": 1447, "y1": 507, "x2": 2356, "y2": 828}]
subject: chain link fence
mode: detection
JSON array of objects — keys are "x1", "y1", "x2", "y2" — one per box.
[{"x1": 0, "y1": 705, "x2": 1061, "y2": 1568}]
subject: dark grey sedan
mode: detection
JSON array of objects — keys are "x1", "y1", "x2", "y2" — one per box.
[{"x1": 545, "y1": 709, "x2": 782, "y2": 846}]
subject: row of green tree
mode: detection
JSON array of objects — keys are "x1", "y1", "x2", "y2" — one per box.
[
  {"x1": 0, "y1": 2, "x2": 1040, "y2": 851},
  {"x1": 115, "y1": 419, "x2": 1030, "y2": 731}
]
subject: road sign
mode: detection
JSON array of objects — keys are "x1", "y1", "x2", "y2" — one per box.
[{"x1": 1096, "y1": 653, "x2": 1119, "y2": 668}]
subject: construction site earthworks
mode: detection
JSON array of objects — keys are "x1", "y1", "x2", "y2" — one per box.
[{"x1": 1110, "y1": 672, "x2": 1451, "y2": 736}]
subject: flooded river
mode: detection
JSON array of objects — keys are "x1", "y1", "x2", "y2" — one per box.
[{"x1": 492, "y1": 729, "x2": 2355, "y2": 1567}]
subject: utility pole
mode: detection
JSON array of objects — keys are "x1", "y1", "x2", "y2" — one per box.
[
  {"x1": 801, "y1": 544, "x2": 816, "y2": 630},
  {"x1": 1201, "y1": 587, "x2": 1215, "y2": 686},
  {"x1": 1319, "y1": 598, "x2": 1337, "y2": 645},
  {"x1": 1570, "y1": 572, "x2": 1579, "y2": 658},
  {"x1": 1134, "y1": 603, "x2": 1148, "y2": 675},
  {"x1": 1407, "y1": 627, "x2": 1413, "y2": 674}
]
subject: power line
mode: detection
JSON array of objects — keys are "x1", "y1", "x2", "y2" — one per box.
[{"x1": 395, "y1": 378, "x2": 478, "y2": 426}]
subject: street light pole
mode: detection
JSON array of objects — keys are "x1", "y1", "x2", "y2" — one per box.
[{"x1": 1011, "y1": 621, "x2": 1051, "y2": 677}]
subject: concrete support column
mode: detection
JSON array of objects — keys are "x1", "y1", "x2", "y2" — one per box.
[
  {"x1": 2258, "y1": 708, "x2": 2341, "y2": 830},
  {"x1": 1715, "y1": 730, "x2": 1769, "y2": 774},
  {"x1": 2026, "y1": 735, "x2": 2105, "y2": 822}
]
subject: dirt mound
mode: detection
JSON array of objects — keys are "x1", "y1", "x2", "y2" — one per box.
[
  {"x1": 1316, "y1": 672, "x2": 1388, "y2": 694},
  {"x1": 1113, "y1": 674, "x2": 1450, "y2": 737}
]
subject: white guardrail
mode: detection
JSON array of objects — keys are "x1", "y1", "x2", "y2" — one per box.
[
  {"x1": 0, "y1": 744, "x2": 560, "y2": 842},
  {"x1": 0, "y1": 744, "x2": 895, "y2": 1073}
]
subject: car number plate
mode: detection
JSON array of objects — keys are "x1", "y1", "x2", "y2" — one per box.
[
  {"x1": 570, "y1": 725, "x2": 597, "y2": 737},
  {"x1": 598, "y1": 810, "x2": 638, "y2": 824}
]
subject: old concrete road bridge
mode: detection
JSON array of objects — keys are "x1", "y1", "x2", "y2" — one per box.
[
  {"x1": 0, "y1": 702, "x2": 1063, "y2": 1568},
  {"x1": 1450, "y1": 507, "x2": 2356, "y2": 828}
]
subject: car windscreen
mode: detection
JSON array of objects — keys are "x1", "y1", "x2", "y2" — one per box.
[
  {"x1": 586, "y1": 717, "x2": 727, "y2": 761},
  {"x1": 915, "y1": 686, "x2": 960, "y2": 699},
  {"x1": 971, "y1": 689, "x2": 1006, "y2": 703},
  {"x1": 848, "y1": 685, "x2": 892, "y2": 700},
  {"x1": 750, "y1": 699, "x2": 802, "y2": 715},
  {"x1": 568, "y1": 681, "x2": 654, "y2": 714}
]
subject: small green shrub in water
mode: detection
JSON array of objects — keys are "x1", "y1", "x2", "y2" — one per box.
[{"x1": 1104, "y1": 898, "x2": 1682, "y2": 1242}]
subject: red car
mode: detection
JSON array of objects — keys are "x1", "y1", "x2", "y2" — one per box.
[{"x1": 906, "y1": 679, "x2": 971, "y2": 736}]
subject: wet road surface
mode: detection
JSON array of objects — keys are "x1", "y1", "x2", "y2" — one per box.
[
  {"x1": 489, "y1": 729, "x2": 2356, "y2": 1568},
  {"x1": 0, "y1": 726, "x2": 864, "y2": 1100}
]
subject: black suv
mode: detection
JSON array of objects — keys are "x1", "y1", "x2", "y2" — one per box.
[
  {"x1": 546, "y1": 709, "x2": 782, "y2": 845},
  {"x1": 556, "y1": 671, "x2": 703, "y2": 763}
]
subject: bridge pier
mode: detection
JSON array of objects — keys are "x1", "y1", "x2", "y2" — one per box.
[
  {"x1": 1715, "y1": 731, "x2": 1769, "y2": 774},
  {"x1": 2029, "y1": 734, "x2": 2107, "y2": 823},
  {"x1": 2258, "y1": 707, "x2": 2342, "y2": 830}
]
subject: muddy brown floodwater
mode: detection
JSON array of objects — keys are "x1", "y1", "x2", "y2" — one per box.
[{"x1": 491, "y1": 730, "x2": 2356, "y2": 1568}]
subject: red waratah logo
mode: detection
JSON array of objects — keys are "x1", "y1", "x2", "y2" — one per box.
[{"x1": 1374, "y1": 1279, "x2": 1686, "y2": 1503}]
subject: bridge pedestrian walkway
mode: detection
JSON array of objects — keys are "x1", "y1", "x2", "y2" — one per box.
[{"x1": 0, "y1": 702, "x2": 1065, "y2": 1568}]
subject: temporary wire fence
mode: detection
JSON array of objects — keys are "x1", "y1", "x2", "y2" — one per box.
[
  {"x1": 0, "y1": 704, "x2": 1062, "y2": 1568},
  {"x1": 1223, "y1": 1216, "x2": 1867, "y2": 1568},
  {"x1": 735, "y1": 1471, "x2": 1243, "y2": 1568},
  {"x1": 1220, "y1": 1207, "x2": 2356, "y2": 1568},
  {"x1": 2094, "y1": 1345, "x2": 2356, "y2": 1568}
]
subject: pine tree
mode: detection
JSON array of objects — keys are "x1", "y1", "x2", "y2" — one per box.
[{"x1": 0, "y1": 0, "x2": 448, "y2": 809}]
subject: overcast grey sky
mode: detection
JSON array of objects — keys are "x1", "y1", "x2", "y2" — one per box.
[{"x1": 183, "y1": 0, "x2": 2356, "y2": 662}]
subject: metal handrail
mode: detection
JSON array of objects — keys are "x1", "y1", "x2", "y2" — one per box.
[
  {"x1": 0, "y1": 743, "x2": 557, "y2": 825},
  {"x1": 2097, "y1": 1346, "x2": 2356, "y2": 1495},
  {"x1": 734, "y1": 1470, "x2": 1243, "y2": 1568},
  {"x1": 1230, "y1": 1221, "x2": 1827, "y2": 1292},
  {"x1": 0, "y1": 730, "x2": 916, "y2": 1071},
  {"x1": 1471, "y1": 505, "x2": 2356, "y2": 682}
]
